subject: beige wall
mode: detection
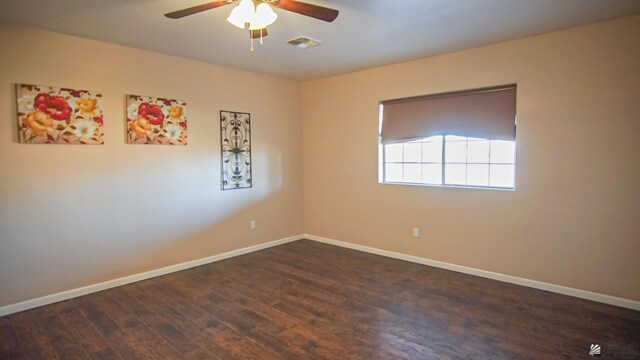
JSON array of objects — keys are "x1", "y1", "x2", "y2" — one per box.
[
  {"x1": 2, "y1": 14, "x2": 639, "y2": 308},
  {"x1": 302, "y1": 15, "x2": 640, "y2": 301},
  {"x1": 0, "y1": 23, "x2": 303, "y2": 306}
]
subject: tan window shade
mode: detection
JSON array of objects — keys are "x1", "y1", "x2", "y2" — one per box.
[{"x1": 380, "y1": 86, "x2": 516, "y2": 144}]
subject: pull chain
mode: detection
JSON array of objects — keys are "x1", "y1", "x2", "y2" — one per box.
[
  {"x1": 250, "y1": 31, "x2": 254, "y2": 52},
  {"x1": 260, "y1": 28, "x2": 264, "y2": 45}
]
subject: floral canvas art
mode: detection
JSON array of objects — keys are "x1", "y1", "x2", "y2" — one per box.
[
  {"x1": 16, "y1": 84, "x2": 104, "y2": 144},
  {"x1": 126, "y1": 95, "x2": 187, "y2": 145},
  {"x1": 220, "y1": 110, "x2": 251, "y2": 190}
]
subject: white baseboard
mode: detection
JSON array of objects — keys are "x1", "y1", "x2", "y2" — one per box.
[
  {"x1": 2, "y1": 233, "x2": 638, "y2": 317},
  {"x1": 0, "y1": 235, "x2": 303, "y2": 317},
  {"x1": 302, "y1": 234, "x2": 640, "y2": 311}
]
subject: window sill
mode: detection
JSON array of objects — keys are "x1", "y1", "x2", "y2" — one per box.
[{"x1": 378, "y1": 181, "x2": 515, "y2": 191}]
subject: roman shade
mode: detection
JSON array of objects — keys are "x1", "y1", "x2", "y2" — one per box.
[{"x1": 380, "y1": 86, "x2": 516, "y2": 144}]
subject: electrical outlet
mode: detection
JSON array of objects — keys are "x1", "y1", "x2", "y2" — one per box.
[
  {"x1": 412, "y1": 227, "x2": 420, "y2": 238},
  {"x1": 250, "y1": 220, "x2": 256, "y2": 230}
]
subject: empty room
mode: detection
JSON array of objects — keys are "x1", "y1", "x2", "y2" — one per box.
[{"x1": 0, "y1": 0, "x2": 639, "y2": 358}]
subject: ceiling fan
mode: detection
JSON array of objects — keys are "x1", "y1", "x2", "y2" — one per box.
[{"x1": 165, "y1": 0, "x2": 339, "y2": 49}]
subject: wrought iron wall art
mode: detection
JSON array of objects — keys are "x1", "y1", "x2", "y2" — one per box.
[{"x1": 220, "y1": 110, "x2": 252, "y2": 190}]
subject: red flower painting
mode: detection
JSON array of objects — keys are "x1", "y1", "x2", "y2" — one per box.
[
  {"x1": 138, "y1": 103, "x2": 165, "y2": 125},
  {"x1": 126, "y1": 95, "x2": 187, "y2": 145},
  {"x1": 16, "y1": 84, "x2": 104, "y2": 144},
  {"x1": 34, "y1": 93, "x2": 72, "y2": 121}
]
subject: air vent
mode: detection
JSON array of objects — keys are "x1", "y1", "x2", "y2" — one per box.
[{"x1": 287, "y1": 36, "x2": 321, "y2": 49}]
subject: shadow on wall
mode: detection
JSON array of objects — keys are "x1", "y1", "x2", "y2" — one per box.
[
  {"x1": 133, "y1": 188, "x2": 294, "y2": 277},
  {"x1": 8, "y1": 83, "x2": 18, "y2": 143},
  {"x1": 0, "y1": 142, "x2": 295, "y2": 306}
]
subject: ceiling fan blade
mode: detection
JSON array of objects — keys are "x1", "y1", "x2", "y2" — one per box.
[
  {"x1": 275, "y1": 0, "x2": 339, "y2": 22},
  {"x1": 164, "y1": 1, "x2": 232, "y2": 19},
  {"x1": 250, "y1": 28, "x2": 269, "y2": 39}
]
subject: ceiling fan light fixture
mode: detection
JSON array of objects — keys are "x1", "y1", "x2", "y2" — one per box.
[
  {"x1": 250, "y1": 3, "x2": 277, "y2": 30},
  {"x1": 226, "y1": 0, "x2": 255, "y2": 29},
  {"x1": 166, "y1": 0, "x2": 339, "y2": 51}
]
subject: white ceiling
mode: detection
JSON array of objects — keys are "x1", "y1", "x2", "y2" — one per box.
[{"x1": 1, "y1": 0, "x2": 639, "y2": 81}]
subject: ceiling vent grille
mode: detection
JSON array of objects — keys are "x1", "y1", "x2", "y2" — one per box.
[{"x1": 287, "y1": 36, "x2": 321, "y2": 49}]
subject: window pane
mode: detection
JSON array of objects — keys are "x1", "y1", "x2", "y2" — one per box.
[
  {"x1": 467, "y1": 140, "x2": 490, "y2": 163},
  {"x1": 422, "y1": 140, "x2": 442, "y2": 163},
  {"x1": 385, "y1": 163, "x2": 403, "y2": 182},
  {"x1": 445, "y1": 164, "x2": 466, "y2": 185},
  {"x1": 403, "y1": 142, "x2": 421, "y2": 163},
  {"x1": 385, "y1": 143, "x2": 403, "y2": 162},
  {"x1": 424, "y1": 135, "x2": 443, "y2": 143},
  {"x1": 467, "y1": 164, "x2": 489, "y2": 186},
  {"x1": 382, "y1": 134, "x2": 515, "y2": 189},
  {"x1": 422, "y1": 164, "x2": 442, "y2": 184},
  {"x1": 490, "y1": 141, "x2": 515, "y2": 164},
  {"x1": 445, "y1": 140, "x2": 466, "y2": 163},
  {"x1": 404, "y1": 164, "x2": 421, "y2": 183},
  {"x1": 489, "y1": 164, "x2": 515, "y2": 187},
  {"x1": 445, "y1": 135, "x2": 467, "y2": 142}
]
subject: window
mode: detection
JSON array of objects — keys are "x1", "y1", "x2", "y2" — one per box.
[
  {"x1": 382, "y1": 135, "x2": 515, "y2": 188},
  {"x1": 379, "y1": 86, "x2": 516, "y2": 190}
]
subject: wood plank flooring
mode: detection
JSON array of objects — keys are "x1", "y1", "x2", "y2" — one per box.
[{"x1": 1, "y1": 239, "x2": 638, "y2": 359}]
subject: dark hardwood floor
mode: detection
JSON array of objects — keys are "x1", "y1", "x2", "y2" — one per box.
[{"x1": 1, "y1": 239, "x2": 638, "y2": 359}]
